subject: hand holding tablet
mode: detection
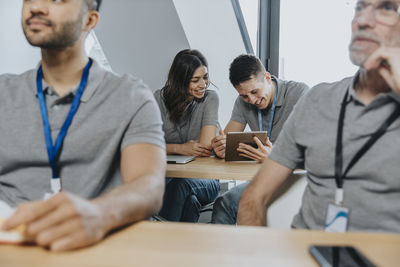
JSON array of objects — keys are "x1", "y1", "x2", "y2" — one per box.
[{"x1": 225, "y1": 131, "x2": 271, "y2": 162}]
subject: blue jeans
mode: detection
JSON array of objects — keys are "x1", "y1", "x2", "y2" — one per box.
[
  {"x1": 159, "y1": 178, "x2": 220, "y2": 222},
  {"x1": 211, "y1": 182, "x2": 249, "y2": 224}
]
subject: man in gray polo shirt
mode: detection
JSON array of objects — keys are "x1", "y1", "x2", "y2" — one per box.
[
  {"x1": 0, "y1": 0, "x2": 166, "y2": 251},
  {"x1": 238, "y1": 0, "x2": 400, "y2": 233},
  {"x1": 210, "y1": 55, "x2": 308, "y2": 224}
]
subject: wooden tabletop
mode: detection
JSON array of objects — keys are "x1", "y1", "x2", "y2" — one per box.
[
  {"x1": 166, "y1": 157, "x2": 305, "y2": 180},
  {"x1": 166, "y1": 156, "x2": 260, "y2": 180},
  {"x1": 1, "y1": 221, "x2": 399, "y2": 267}
]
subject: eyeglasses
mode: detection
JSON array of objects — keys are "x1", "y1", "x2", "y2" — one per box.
[{"x1": 353, "y1": 0, "x2": 400, "y2": 25}]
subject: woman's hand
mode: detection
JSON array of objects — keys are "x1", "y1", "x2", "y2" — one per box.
[
  {"x1": 211, "y1": 130, "x2": 226, "y2": 159},
  {"x1": 181, "y1": 140, "x2": 213, "y2": 157}
]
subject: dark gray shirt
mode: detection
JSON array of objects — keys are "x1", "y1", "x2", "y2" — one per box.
[
  {"x1": 154, "y1": 89, "x2": 219, "y2": 144},
  {"x1": 230, "y1": 77, "x2": 309, "y2": 142},
  {"x1": 270, "y1": 74, "x2": 400, "y2": 233},
  {"x1": 0, "y1": 60, "x2": 165, "y2": 206}
]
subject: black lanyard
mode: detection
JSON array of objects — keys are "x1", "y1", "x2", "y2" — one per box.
[{"x1": 335, "y1": 88, "x2": 400, "y2": 190}]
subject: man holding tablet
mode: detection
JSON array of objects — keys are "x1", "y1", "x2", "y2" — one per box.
[{"x1": 211, "y1": 55, "x2": 309, "y2": 224}]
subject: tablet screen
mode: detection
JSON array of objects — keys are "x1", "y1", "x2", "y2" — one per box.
[{"x1": 225, "y1": 131, "x2": 267, "y2": 161}]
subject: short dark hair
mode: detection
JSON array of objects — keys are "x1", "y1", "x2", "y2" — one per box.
[
  {"x1": 229, "y1": 54, "x2": 266, "y2": 87},
  {"x1": 86, "y1": 0, "x2": 102, "y2": 11}
]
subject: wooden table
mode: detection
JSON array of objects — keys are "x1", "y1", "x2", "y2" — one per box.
[
  {"x1": 1, "y1": 221, "x2": 399, "y2": 267},
  {"x1": 166, "y1": 157, "x2": 305, "y2": 181},
  {"x1": 166, "y1": 157, "x2": 259, "y2": 180}
]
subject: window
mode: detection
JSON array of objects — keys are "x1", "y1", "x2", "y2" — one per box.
[
  {"x1": 279, "y1": 0, "x2": 357, "y2": 87},
  {"x1": 238, "y1": 0, "x2": 259, "y2": 54}
]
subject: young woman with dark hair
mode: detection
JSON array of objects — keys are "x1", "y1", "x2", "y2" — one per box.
[{"x1": 154, "y1": 49, "x2": 220, "y2": 222}]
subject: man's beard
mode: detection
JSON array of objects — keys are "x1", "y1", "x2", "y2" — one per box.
[
  {"x1": 349, "y1": 31, "x2": 400, "y2": 67},
  {"x1": 23, "y1": 14, "x2": 84, "y2": 49},
  {"x1": 348, "y1": 32, "x2": 382, "y2": 67}
]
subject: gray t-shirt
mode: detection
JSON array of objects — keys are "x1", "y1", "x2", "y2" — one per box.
[
  {"x1": 154, "y1": 89, "x2": 219, "y2": 144},
  {"x1": 0, "y1": 59, "x2": 165, "y2": 207},
  {"x1": 270, "y1": 73, "x2": 400, "y2": 233},
  {"x1": 230, "y1": 77, "x2": 309, "y2": 142}
]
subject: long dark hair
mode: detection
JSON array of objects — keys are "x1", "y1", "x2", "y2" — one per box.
[{"x1": 162, "y1": 49, "x2": 208, "y2": 125}]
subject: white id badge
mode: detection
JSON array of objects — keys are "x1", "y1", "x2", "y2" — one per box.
[
  {"x1": 324, "y1": 203, "x2": 349, "y2": 233},
  {"x1": 43, "y1": 178, "x2": 61, "y2": 200}
]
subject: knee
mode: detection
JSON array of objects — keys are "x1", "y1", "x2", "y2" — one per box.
[
  {"x1": 221, "y1": 189, "x2": 238, "y2": 203},
  {"x1": 186, "y1": 194, "x2": 201, "y2": 210},
  {"x1": 213, "y1": 192, "x2": 232, "y2": 212},
  {"x1": 166, "y1": 179, "x2": 192, "y2": 194},
  {"x1": 211, "y1": 191, "x2": 237, "y2": 225}
]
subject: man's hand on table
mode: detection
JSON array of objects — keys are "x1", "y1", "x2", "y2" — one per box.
[{"x1": 2, "y1": 192, "x2": 106, "y2": 251}]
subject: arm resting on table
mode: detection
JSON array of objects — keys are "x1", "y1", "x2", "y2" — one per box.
[
  {"x1": 237, "y1": 158, "x2": 292, "y2": 226},
  {"x1": 95, "y1": 143, "x2": 166, "y2": 233}
]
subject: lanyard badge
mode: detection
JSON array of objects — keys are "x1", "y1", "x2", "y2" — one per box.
[
  {"x1": 325, "y1": 88, "x2": 400, "y2": 232},
  {"x1": 325, "y1": 187, "x2": 349, "y2": 233},
  {"x1": 36, "y1": 59, "x2": 92, "y2": 196},
  {"x1": 325, "y1": 203, "x2": 350, "y2": 233}
]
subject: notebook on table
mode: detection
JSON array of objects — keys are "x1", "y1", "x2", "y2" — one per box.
[{"x1": 166, "y1": 155, "x2": 195, "y2": 164}]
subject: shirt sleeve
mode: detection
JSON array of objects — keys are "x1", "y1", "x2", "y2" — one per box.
[
  {"x1": 291, "y1": 81, "x2": 310, "y2": 99},
  {"x1": 120, "y1": 84, "x2": 166, "y2": 150},
  {"x1": 230, "y1": 96, "x2": 247, "y2": 125},
  {"x1": 201, "y1": 90, "x2": 219, "y2": 127},
  {"x1": 268, "y1": 89, "x2": 310, "y2": 169}
]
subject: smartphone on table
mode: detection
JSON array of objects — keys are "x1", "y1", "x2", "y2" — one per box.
[{"x1": 309, "y1": 245, "x2": 377, "y2": 267}]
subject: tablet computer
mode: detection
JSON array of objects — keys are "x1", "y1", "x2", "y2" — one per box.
[
  {"x1": 225, "y1": 131, "x2": 267, "y2": 161},
  {"x1": 166, "y1": 155, "x2": 195, "y2": 164}
]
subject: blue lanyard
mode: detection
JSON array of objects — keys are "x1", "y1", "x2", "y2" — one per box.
[
  {"x1": 258, "y1": 83, "x2": 278, "y2": 139},
  {"x1": 36, "y1": 59, "x2": 92, "y2": 179}
]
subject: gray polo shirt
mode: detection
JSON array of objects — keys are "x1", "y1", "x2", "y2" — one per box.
[
  {"x1": 270, "y1": 73, "x2": 400, "y2": 233},
  {"x1": 154, "y1": 89, "x2": 219, "y2": 144},
  {"x1": 0, "y1": 59, "x2": 165, "y2": 207},
  {"x1": 230, "y1": 77, "x2": 309, "y2": 142}
]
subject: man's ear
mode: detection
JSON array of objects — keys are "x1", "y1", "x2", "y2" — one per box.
[
  {"x1": 264, "y1": 72, "x2": 272, "y2": 84},
  {"x1": 83, "y1": 10, "x2": 99, "y2": 33},
  {"x1": 264, "y1": 72, "x2": 272, "y2": 82}
]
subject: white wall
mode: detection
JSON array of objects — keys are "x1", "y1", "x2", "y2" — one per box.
[
  {"x1": 173, "y1": 0, "x2": 247, "y2": 128},
  {"x1": 0, "y1": 0, "x2": 41, "y2": 75},
  {"x1": 267, "y1": 174, "x2": 307, "y2": 229},
  {"x1": 95, "y1": 0, "x2": 190, "y2": 91}
]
